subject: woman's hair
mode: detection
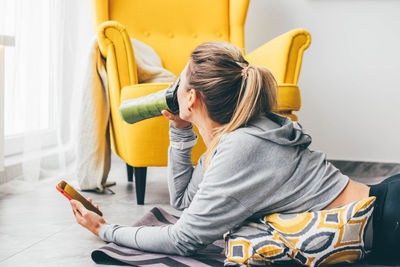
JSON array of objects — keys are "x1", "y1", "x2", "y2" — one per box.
[{"x1": 186, "y1": 41, "x2": 278, "y2": 169}]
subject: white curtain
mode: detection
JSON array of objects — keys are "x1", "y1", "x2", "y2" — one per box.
[{"x1": 0, "y1": 0, "x2": 95, "y2": 191}]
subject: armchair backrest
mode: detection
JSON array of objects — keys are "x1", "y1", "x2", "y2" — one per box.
[{"x1": 91, "y1": 0, "x2": 249, "y2": 76}]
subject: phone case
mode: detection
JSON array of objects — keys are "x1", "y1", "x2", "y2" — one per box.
[{"x1": 56, "y1": 180, "x2": 103, "y2": 216}]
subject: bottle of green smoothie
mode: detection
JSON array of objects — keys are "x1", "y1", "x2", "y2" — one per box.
[{"x1": 119, "y1": 75, "x2": 180, "y2": 124}]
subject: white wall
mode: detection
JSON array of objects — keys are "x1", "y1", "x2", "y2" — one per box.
[
  {"x1": 245, "y1": 0, "x2": 400, "y2": 163},
  {"x1": 0, "y1": 46, "x2": 4, "y2": 172}
]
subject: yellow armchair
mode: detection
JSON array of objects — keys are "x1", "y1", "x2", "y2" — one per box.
[{"x1": 90, "y1": 0, "x2": 311, "y2": 204}]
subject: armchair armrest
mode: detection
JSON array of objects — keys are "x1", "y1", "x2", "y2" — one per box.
[
  {"x1": 97, "y1": 21, "x2": 138, "y2": 88},
  {"x1": 275, "y1": 84, "x2": 301, "y2": 112},
  {"x1": 273, "y1": 83, "x2": 301, "y2": 121},
  {"x1": 121, "y1": 83, "x2": 170, "y2": 102},
  {"x1": 245, "y1": 29, "x2": 311, "y2": 84}
]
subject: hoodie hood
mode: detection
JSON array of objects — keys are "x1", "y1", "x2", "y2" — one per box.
[{"x1": 244, "y1": 112, "x2": 312, "y2": 148}]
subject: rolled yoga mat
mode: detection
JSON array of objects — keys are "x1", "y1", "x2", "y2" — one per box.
[{"x1": 91, "y1": 207, "x2": 226, "y2": 267}]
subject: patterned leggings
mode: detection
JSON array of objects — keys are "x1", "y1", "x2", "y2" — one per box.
[{"x1": 369, "y1": 173, "x2": 400, "y2": 263}]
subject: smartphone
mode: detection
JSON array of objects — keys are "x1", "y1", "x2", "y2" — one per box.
[{"x1": 56, "y1": 180, "x2": 103, "y2": 216}]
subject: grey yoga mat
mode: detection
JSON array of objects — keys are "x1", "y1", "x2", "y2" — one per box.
[{"x1": 91, "y1": 207, "x2": 226, "y2": 266}]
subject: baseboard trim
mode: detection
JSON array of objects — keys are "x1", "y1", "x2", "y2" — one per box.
[
  {"x1": 329, "y1": 159, "x2": 400, "y2": 185},
  {"x1": 0, "y1": 149, "x2": 123, "y2": 185},
  {"x1": 0, "y1": 146, "x2": 75, "y2": 185},
  {"x1": 1, "y1": 153, "x2": 399, "y2": 186}
]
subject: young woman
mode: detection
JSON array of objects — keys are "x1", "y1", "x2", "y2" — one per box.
[{"x1": 70, "y1": 41, "x2": 399, "y2": 262}]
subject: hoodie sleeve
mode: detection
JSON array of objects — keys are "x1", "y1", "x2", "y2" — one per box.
[
  {"x1": 99, "y1": 133, "x2": 257, "y2": 256},
  {"x1": 167, "y1": 123, "x2": 204, "y2": 210}
]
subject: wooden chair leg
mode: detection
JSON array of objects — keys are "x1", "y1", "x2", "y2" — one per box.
[
  {"x1": 134, "y1": 167, "x2": 147, "y2": 205},
  {"x1": 126, "y1": 163, "x2": 134, "y2": 182},
  {"x1": 126, "y1": 164, "x2": 147, "y2": 204}
]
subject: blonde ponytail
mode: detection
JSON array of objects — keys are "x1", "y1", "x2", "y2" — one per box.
[
  {"x1": 186, "y1": 42, "x2": 277, "y2": 170},
  {"x1": 203, "y1": 66, "x2": 277, "y2": 169}
]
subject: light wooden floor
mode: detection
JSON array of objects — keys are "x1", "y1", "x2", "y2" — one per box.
[
  {"x1": 0, "y1": 155, "x2": 399, "y2": 266},
  {"x1": 0, "y1": 156, "x2": 180, "y2": 267}
]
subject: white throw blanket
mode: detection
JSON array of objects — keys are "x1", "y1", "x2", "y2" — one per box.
[{"x1": 74, "y1": 37, "x2": 176, "y2": 192}]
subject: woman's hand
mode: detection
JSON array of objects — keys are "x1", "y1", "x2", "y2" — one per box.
[
  {"x1": 162, "y1": 81, "x2": 191, "y2": 129},
  {"x1": 162, "y1": 109, "x2": 191, "y2": 129},
  {"x1": 70, "y1": 198, "x2": 106, "y2": 236}
]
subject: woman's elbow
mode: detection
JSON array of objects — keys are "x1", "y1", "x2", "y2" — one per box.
[
  {"x1": 173, "y1": 241, "x2": 199, "y2": 256},
  {"x1": 176, "y1": 248, "x2": 195, "y2": 256},
  {"x1": 170, "y1": 198, "x2": 188, "y2": 211},
  {"x1": 171, "y1": 229, "x2": 208, "y2": 256}
]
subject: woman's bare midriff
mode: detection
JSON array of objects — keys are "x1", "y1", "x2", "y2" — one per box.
[{"x1": 323, "y1": 179, "x2": 371, "y2": 210}]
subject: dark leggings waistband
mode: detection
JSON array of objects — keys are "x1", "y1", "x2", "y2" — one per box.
[{"x1": 368, "y1": 173, "x2": 400, "y2": 263}]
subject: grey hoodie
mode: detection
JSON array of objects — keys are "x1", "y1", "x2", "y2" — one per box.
[{"x1": 99, "y1": 112, "x2": 349, "y2": 256}]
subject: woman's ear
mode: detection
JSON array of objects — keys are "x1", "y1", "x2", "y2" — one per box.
[{"x1": 187, "y1": 89, "x2": 198, "y2": 110}]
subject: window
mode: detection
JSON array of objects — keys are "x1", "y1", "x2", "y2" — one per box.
[{"x1": 1, "y1": 0, "x2": 57, "y2": 157}]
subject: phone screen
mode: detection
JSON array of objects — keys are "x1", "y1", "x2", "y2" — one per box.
[{"x1": 56, "y1": 180, "x2": 103, "y2": 216}]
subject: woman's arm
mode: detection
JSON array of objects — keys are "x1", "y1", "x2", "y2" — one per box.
[
  {"x1": 74, "y1": 132, "x2": 260, "y2": 256},
  {"x1": 98, "y1": 194, "x2": 252, "y2": 256},
  {"x1": 98, "y1": 134, "x2": 257, "y2": 256},
  {"x1": 167, "y1": 123, "x2": 204, "y2": 210},
  {"x1": 101, "y1": 196, "x2": 250, "y2": 256}
]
